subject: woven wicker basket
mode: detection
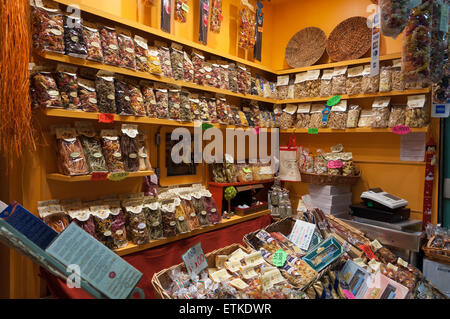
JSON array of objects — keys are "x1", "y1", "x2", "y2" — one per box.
[
  {"x1": 285, "y1": 27, "x2": 327, "y2": 68},
  {"x1": 422, "y1": 237, "x2": 450, "y2": 265},
  {"x1": 300, "y1": 171, "x2": 361, "y2": 185},
  {"x1": 151, "y1": 243, "x2": 252, "y2": 299},
  {"x1": 326, "y1": 16, "x2": 371, "y2": 62}
]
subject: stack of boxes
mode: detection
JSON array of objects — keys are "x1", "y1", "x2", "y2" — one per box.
[{"x1": 308, "y1": 184, "x2": 352, "y2": 218}]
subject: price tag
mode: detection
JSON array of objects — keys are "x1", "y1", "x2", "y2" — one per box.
[
  {"x1": 358, "y1": 244, "x2": 378, "y2": 260},
  {"x1": 272, "y1": 249, "x2": 287, "y2": 267},
  {"x1": 307, "y1": 128, "x2": 318, "y2": 134},
  {"x1": 253, "y1": 127, "x2": 260, "y2": 135},
  {"x1": 327, "y1": 95, "x2": 341, "y2": 107},
  {"x1": 107, "y1": 172, "x2": 130, "y2": 181},
  {"x1": 182, "y1": 242, "x2": 208, "y2": 276},
  {"x1": 392, "y1": 125, "x2": 411, "y2": 135},
  {"x1": 181, "y1": 3, "x2": 189, "y2": 12},
  {"x1": 202, "y1": 123, "x2": 213, "y2": 130},
  {"x1": 99, "y1": 113, "x2": 114, "y2": 123},
  {"x1": 327, "y1": 160, "x2": 343, "y2": 169},
  {"x1": 90, "y1": 172, "x2": 108, "y2": 181}
]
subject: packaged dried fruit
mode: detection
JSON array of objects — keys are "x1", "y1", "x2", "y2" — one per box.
[
  {"x1": 68, "y1": 205, "x2": 97, "y2": 239},
  {"x1": 215, "y1": 96, "x2": 227, "y2": 123},
  {"x1": 95, "y1": 71, "x2": 116, "y2": 114},
  {"x1": 391, "y1": 59, "x2": 405, "y2": 91},
  {"x1": 99, "y1": 26, "x2": 121, "y2": 66},
  {"x1": 331, "y1": 66, "x2": 347, "y2": 95},
  {"x1": 202, "y1": 61, "x2": 214, "y2": 87},
  {"x1": 78, "y1": 78, "x2": 98, "y2": 113},
  {"x1": 157, "y1": 41, "x2": 173, "y2": 78},
  {"x1": 55, "y1": 64, "x2": 80, "y2": 110},
  {"x1": 117, "y1": 29, "x2": 136, "y2": 70},
  {"x1": 211, "y1": 62, "x2": 222, "y2": 88},
  {"x1": 346, "y1": 66, "x2": 364, "y2": 96},
  {"x1": 63, "y1": 15, "x2": 87, "y2": 58},
  {"x1": 192, "y1": 50, "x2": 206, "y2": 85},
  {"x1": 31, "y1": 3, "x2": 64, "y2": 54},
  {"x1": 210, "y1": 0, "x2": 223, "y2": 33},
  {"x1": 320, "y1": 69, "x2": 334, "y2": 97},
  {"x1": 346, "y1": 104, "x2": 361, "y2": 128},
  {"x1": 82, "y1": 22, "x2": 104, "y2": 62},
  {"x1": 228, "y1": 63, "x2": 238, "y2": 92},
  {"x1": 388, "y1": 104, "x2": 406, "y2": 127},
  {"x1": 372, "y1": 97, "x2": 391, "y2": 128},
  {"x1": 238, "y1": 64, "x2": 251, "y2": 94},
  {"x1": 128, "y1": 82, "x2": 146, "y2": 116},
  {"x1": 137, "y1": 131, "x2": 152, "y2": 171},
  {"x1": 104, "y1": 199, "x2": 128, "y2": 249},
  {"x1": 328, "y1": 100, "x2": 348, "y2": 130},
  {"x1": 277, "y1": 75, "x2": 290, "y2": 100},
  {"x1": 361, "y1": 65, "x2": 380, "y2": 93},
  {"x1": 402, "y1": 1, "x2": 432, "y2": 83},
  {"x1": 75, "y1": 122, "x2": 108, "y2": 173},
  {"x1": 180, "y1": 90, "x2": 192, "y2": 122},
  {"x1": 238, "y1": 2, "x2": 256, "y2": 49},
  {"x1": 379, "y1": 0, "x2": 411, "y2": 39},
  {"x1": 199, "y1": 95, "x2": 210, "y2": 122},
  {"x1": 91, "y1": 205, "x2": 114, "y2": 249},
  {"x1": 161, "y1": 201, "x2": 178, "y2": 237},
  {"x1": 208, "y1": 97, "x2": 218, "y2": 123},
  {"x1": 250, "y1": 102, "x2": 261, "y2": 127},
  {"x1": 120, "y1": 124, "x2": 140, "y2": 172},
  {"x1": 358, "y1": 109, "x2": 374, "y2": 127},
  {"x1": 55, "y1": 127, "x2": 89, "y2": 176},
  {"x1": 175, "y1": 0, "x2": 188, "y2": 23},
  {"x1": 154, "y1": 85, "x2": 170, "y2": 119},
  {"x1": 168, "y1": 87, "x2": 182, "y2": 120},
  {"x1": 100, "y1": 129, "x2": 125, "y2": 172},
  {"x1": 406, "y1": 94, "x2": 429, "y2": 128},
  {"x1": 32, "y1": 71, "x2": 63, "y2": 108},
  {"x1": 147, "y1": 46, "x2": 163, "y2": 74},
  {"x1": 294, "y1": 103, "x2": 311, "y2": 129},
  {"x1": 279, "y1": 104, "x2": 297, "y2": 129},
  {"x1": 190, "y1": 94, "x2": 201, "y2": 121},
  {"x1": 379, "y1": 66, "x2": 393, "y2": 92},
  {"x1": 294, "y1": 72, "x2": 308, "y2": 99},
  {"x1": 115, "y1": 79, "x2": 133, "y2": 115},
  {"x1": 183, "y1": 51, "x2": 195, "y2": 82},
  {"x1": 140, "y1": 81, "x2": 157, "y2": 117},
  {"x1": 134, "y1": 35, "x2": 151, "y2": 73},
  {"x1": 308, "y1": 104, "x2": 326, "y2": 129},
  {"x1": 170, "y1": 43, "x2": 185, "y2": 81}
]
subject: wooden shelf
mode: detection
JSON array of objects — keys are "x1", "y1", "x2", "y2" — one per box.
[
  {"x1": 276, "y1": 53, "x2": 402, "y2": 75},
  {"x1": 114, "y1": 209, "x2": 271, "y2": 257},
  {"x1": 37, "y1": 51, "x2": 277, "y2": 104},
  {"x1": 280, "y1": 126, "x2": 429, "y2": 134},
  {"x1": 208, "y1": 179, "x2": 274, "y2": 187},
  {"x1": 47, "y1": 170, "x2": 154, "y2": 182}
]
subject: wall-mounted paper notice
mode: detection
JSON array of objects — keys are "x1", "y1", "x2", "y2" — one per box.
[{"x1": 400, "y1": 132, "x2": 426, "y2": 162}]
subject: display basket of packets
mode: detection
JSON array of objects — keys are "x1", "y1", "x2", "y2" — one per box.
[
  {"x1": 299, "y1": 171, "x2": 361, "y2": 186},
  {"x1": 422, "y1": 237, "x2": 450, "y2": 265},
  {"x1": 151, "y1": 243, "x2": 252, "y2": 299}
]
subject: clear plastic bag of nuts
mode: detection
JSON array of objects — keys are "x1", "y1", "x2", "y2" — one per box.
[
  {"x1": 406, "y1": 94, "x2": 429, "y2": 128},
  {"x1": 345, "y1": 65, "x2": 364, "y2": 96},
  {"x1": 328, "y1": 100, "x2": 348, "y2": 130},
  {"x1": 391, "y1": 59, "x2": 405, "y2": 91},
  {"x1": 305, "y1": 70, "x2": 321, "y2": 97},
  {"x1": 276, "y1": 75, "x2": 290, "y2": 100},
  {"x1": 379, "y1": 66, "x2": 393, "y2": 92},
  {"x1": 279, "y1": 104, "x2": 297, "y2": 129},
  {"x1": 320, "y1": 69, "x2": 334, "y2": 97},
  {"x1": 388, "y1": 104, "x2": 406, "y2": 127},
  {"x1": 361, "y1": 65, "x2": 380, "y2": 93},
  {"x1": 294, "y1": 103, "x2": 311, "y2": 129},
  {"x1": 346, "y1": 104, "x2": 361, "y2": 128},
  {"x1": 308, "y1": 104, "x2": 325, "y2": 129},
  {"x1": 371, "y1": 97, "x2": 391, "y2": 128},
  {"x1": 294, "y1": 72, "x2": 308, "y2": 99},
  {"x1": 358, "y1": 109, "x2": 374, "y2": 127},
  {"x1": 331, "y1": 66, "x2": 347, "y2": 95}
]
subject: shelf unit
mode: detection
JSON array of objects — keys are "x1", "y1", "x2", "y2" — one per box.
[
  {"x1": 47, "y1": 170, "x2": 154, "y2": 182},
  {"x1": 279, "y1": 126, "x2": 429, "y2": 134},
  {"x1": 114, "y1": 209, "x2": 271, "y2": 257}
]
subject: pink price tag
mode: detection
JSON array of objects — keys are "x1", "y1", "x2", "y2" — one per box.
[
  {"x1": 203, "y1": 3, "x2": 209, "y2": 11},
  {"x1": 392, "y1": 125, "x2": 411, "y2": 135},
  {"x1": 342, "y1": 289, "x2": 356, "y2": 299},
  {"x1": 327, "y1": 160, "x2": 343, "y2": 169},
  {"x1": 98, "y1": 113, "x2": 114, "y2": 123}
]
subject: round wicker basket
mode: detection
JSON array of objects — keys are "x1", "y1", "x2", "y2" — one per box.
[
  {"x1": 285, "y1": 27, "x2": 327, "y2": 68},
  {"x1": 326, "y1": 16, "x2": 371, "y2": 62}
]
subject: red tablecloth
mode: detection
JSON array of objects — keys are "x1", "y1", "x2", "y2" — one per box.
[{"x1": 39, "y1": 214, "x2": 272, "y2": 299}]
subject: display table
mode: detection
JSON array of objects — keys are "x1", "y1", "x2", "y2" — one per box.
[{"x1": 39, "y1": 214, "x2": 272, "y2": 299}]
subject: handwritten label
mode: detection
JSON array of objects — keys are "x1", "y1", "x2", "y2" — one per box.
[
  {"x1": 107, "y1": 172, "x2": 130, "y2": 181},
  {"x1": 327, "y1": 95, "x2": 341, "y2": 107},
  {"x1": 308, "y1": 128, "x2": 318, "y2": 134},
  {"x1": 327, "y1": 160, "x2": 343, "y2": 169},
  {"x1": 182, "y1": 242, "x2": 208, "y2": 276},
  {"x1": 272, "y1": 249, "x2": 287, "y2": 267},
  {"x1": 358, "y1": 245, "x2": 378, "y2": 260},
  {"x1": 91, "y1": 172, "x2": 108, "y2": 181},
  {"x1": 99, "y1": 113, "x2": 114, "y2": 123},
  {"x1": 392, "y1": 125, "x2": 411, "y2": 135}
]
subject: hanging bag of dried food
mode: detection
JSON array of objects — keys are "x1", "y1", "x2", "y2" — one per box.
[
  {"x1": 210, "y1": 0, "x2": 223, "y2": 33},
  {"x1": 279, "y1": 104, "x2": 297, "y2": 130},
  {"x1": 192, "y1": 191, "x2": 211, "y2": 227},
  {"x1": 361, "y1": 64, "x2": 380, "y2": 94},
  {"x1": 114, "y1": 78, "x2": 133, "y2": 115},
  {"x1": 120, "y1": 124, "x2": 140, "y2": 172},
  {"x1": 168, "y1": 87, "x2": 182, "y2": 120},
  {"x1": 371, "y1": 97, "x2": 391, "y2": 128},
  {"x1": 380, "y1": 0, "x2": 411, "y2": 38},
  {"x1": 31, "y1": 1, "x2": 64, "y2": 54},
  {"x1": 160, "y1": 201, "x2": 178, "y2": 237},
  {"x1": 140, "y1": 81, "x2": 157, "y2": 117},
  {"x1": 75, "y1": 121, "x2": 108, "y2": 173},
  {"x1": 134, "y1": 35, "x2": 151, "y2": 73},
  {"x1": 137, "y1": 130, "x2": 152, "y2": 171},
  {"x1": 331, "y1": 66, "x2": 347, "y2": 96},
  {"x1": 276, "y1": 75, "x2": 290, "y2": 100},
  {"x1": 179, "y1": 90, "x2": 193, "y2": 122},
  {"x1": 308, "y1": 104, "x2": 326, "y2": 129},
  {"x1": 402, "y1": 1, "x2": 432, "y2": 84},
  {"x1": 199, "y1": 0, "x2": 209, "y2": 44},
  {"x1": 319, "y1": 69, "x2": 334, "y2": 97},
  {"x1": 156, "y1": 41, "x2": 173, "y2": 78},
  {"x1": 391, "y1": 58, "x2": 405, "y2": 91},
  {"x1": 123, "y1": 198, "x2": 150, "y2": 245},
  {"x1": 117, "y1": 28, "x2": 136, "y2": 70},
  {"x1": 294, "y1": 103, "x2": 311, "y2": 129},
  {"x1": 78, "y1": 78, "x2": 99, "y2": 113},
  {"x1": 228, "y1": 63, "x2": 238, "y2": 92},
  {"x1": 32, "y1": 69, "x2": 63, "y2": 108},
  {"x1": 346, "y1": 66, "x2": 364, "y2": 96},
  {"x1": 238, "y1": 0, "x2": 256, "y2": 49},
  {"x1": 91, "y1": 205, "x2": 115, "y2": 249},
  {"x1": 147, "y1": 45, "x2": 163, "y2": 75},
  {"x1": 388, "y1": 104, "x2": 407, "y2": 127},
  {"x1": 143, "y1": 197, "x2": 163, "y2": 240},
  {"x1": 67, "y1": 205, "x2": 97, "y2": 239},
  {"x1": 346, "y1": 104, "x2": 361, "y2": 128},
  {"x1": 255, "y1": 75, "x2": 264, "y2": 97},
  {"x1": 175, "y1": 0, "x2": 188, "y2": 23},
  {"x1": 63, "y1": 15, "x2": 87, "y2": 58},
  {"x1": 202, "y1": 189, "x2": 221, "y2": 224},
  {"x1": 406, "y1": 94, "x2": 429, "y2": 128},
  {"x1": 328, "y1": 100, "x2": 348, "y2": 130},
  {"x1": 170, "y1": 43, "x2": 185, "y2": 80},
  {"x1": 179, "y1": 193, "x2": 200, "y2": 230},
  {"x1": 161, "y1": 0, "x2": 171, "y2": 33},
  {"x1": 128, "y1": 81, "x2": 147, "y2": 116},
  {"x1": 430, "y1": 0, "x2": 448, "y2": 83},
  {"x1": 154, "y1": 84, "x2": 170, "y2": 119},
  {"x1": 358, "y1": 109, "x2": 375, "y2": 128},
  {"x1": 100, "y1": 129, "x2": 125, "y2": 172},
  {"x1": 103, "y1": 199, "x2": 128, "y2": 249},
  {"x1": 379, "y1": 66, "x2": 393, "y2": 92},
  {"x1": 294, "y1": 72, "x2": 308, "y2": 99},
  {"x1": 82, "y1": 22, "x2": 104, "y2": 62},
  {"x1": 95, "y1": 70, "x2": 116, "y2": 114},
  {"x1": 207, "y1": 96, "x2": 218, "y2": 123},
  {"x1": 99, "y1": 26, "x2": 121, "y2": 66},
  {"x1": 55, "y1": 64, "x2": 80, "y2": 110},
  {"x1": 55, "y1": 127, "x2": 89, "y2": 176}
]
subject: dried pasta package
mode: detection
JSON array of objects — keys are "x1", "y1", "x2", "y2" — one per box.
[
  {"x1": 237, "y1": 64, "x2": 251, "y2": 94},
  {"x1": 202, "y1": 189, "x2": 221, "y2": 224},
  {"x1": 402, "y1": 1, "x2": 432, "y2": 84},
  {"x1": 161, "y1": 201, "x2": 178, "y2": 237},
  {"x1": 75, "y1": 122, "x2": 108, "y2": 173},
  {"x1": 140, "y1": 81, "x2": 157, "y2": 117},
  {"x1": 218, "y1": 63, "x2": 230, "y2": 90},
  {"x1": 215, "y1": 96, "x2": 227, "y2": 123},
  {"x1": 346, "y1": 66, "x2": 364, "y2": 96},
  {"x1": 328, "y1": 100, "x2": 348, "y2": 130},
  {"x1": 115, "y1": 79, "x2": 133, "y2": 115},
  {"x1": 143, "y1": 197, "x2": 163, "y2": 240},
  {"x1": 250, "y1": 102, "x2": 261, "y2": 127},
  {"x1": 67, "y1": 205, "x2": 97, "y2": 239},
  {"x1": 183, "y1": 51, "x2": 195, "y2": 82},
  {"x1": 331, "y1": 66, "x2": 347, "y2": 95},
  {"x1": 238, "y1": 2, "x2": 256, "y2": 49},
  {"x1": 308, "y1": 104, "x2": 325, "y2": 129},
  {"x1": 190, "y1": 94, "x2": 201, "y2": 121},
  {"x1": 306, "y1": 70, "x2": 322, "y2": 97},
  {"x1": 314, "y1": 150, "x2": 328, "y2": 175},
  {"x1": 117, "y1": 29, "x2": 136, "y2": 70},
  {"x1": 100, "y1": 129, "x2": 125, "y2": 172},
  {"x1": 55, "y1": 64, "x2": 80, "y2": 110},
  {"x1": 199, "y1": 96, "x2": 210, "y2": 122},
  {"x1": 294, "y1": 72, "x2": 308, "y2": 99},
  {"x1": 371, "y1": 97, "x2": 391, "y2": 128},
  {"x1": 168, "y1": 87, "x2": 182, "y2": 120},
  {"x1": 55, "y1": 127, "x2": 89, "y2": 176},
  {"x1": 147, "y1": 46, "x2": 163, "y2": 75},
  {"x1": 192, "y1": 191, "x2": 211, "y2": 227},
  {"x1": 228, "y1": 63, "x2": 239, "y2": 92},
  {"x1": 154, "y1": 84, "x2": 170, "y2": 119},
  {"x1": 379, "y1": 66, "x2": 393, "y2": 92},
  {"x1": 156, "y1": 41, "x2": 173, "y2": 78},
  {"x1": 280, "y1": 104, "x2": 297, "y2": 130},
  {"x1": 388, "y1": 104, "x2": 406, "y2": 127},
  {"x1": 430, "y1": 0, "x2": 448, "y2": 83},
  {"x1": 134, "y1": 35, "x2": 151, "y2": 73},
  {"x1": 120, "y1": 124, "x2": 140, "y2": 172},
  {"x1": 170, "y1": 43, "x2": 185, "y2": 81},
  {"x1": 255, "y1": 75, "x2": 265, "y2": 97},
  {"x1": 346, "y1": 104, "x2": 361, "y2": 128},
  {"x1": 391, "y1": 59, "x2": 405, "y2": 91},
  {"x1": 294, "y1": 103, "x2": 311, "y2": 129},
  {"x1": 230, "y1": 107, "x2": 241, "y2": 126},
  {"x1": 104, "y1": 199, "x2": 128, "y2": 249},
  {"x1": 379, "y1": 0, "x2": 411, "y2": 39},
  {"x1": 63, "y1": 15, "x2": 87, "y2": 58},
  {"x1": 202, "y1": 62, "x2": 215, "y2": 87},
  {"x1": 91, "y1": 205, "x2": 114, "y2": 249},
  {"x1": 210, "y1": 0, "x2": 223, "y2": 33},
  {"x1": 276, "y1": 75, "x2": 290, "y2": 100},
  {"x1": 82, "y1": 22, "x2": 104, "y2": 62},
  {"x1": 123, "y1": 199, "x2": 150, "y2": 245},
  {"x1": 320, "y1": 69, "x2": 334, "y2": 97},
  {"x1": 192, "y1": 50, "x2": 206, "y2": 85},
  {"x1": 95, "y1": 71, "x2": 116, "y2": 114},
  {"x1": 358, "y1": 109, "x2": 374, "y2": 127},
  {"x1": 78, "y1": 78, "x2": 98, "y2": 113},
  {"x1": 32, "y1": 71, "x2": 63, "y2": 108},
  {"x1": 406, "y1": 94, "x2": 429, "y2": 128},
  {"x1": 360, "y1": 65, "x2": 378, "y2": 94},
  {"x1": 239, "y1": 110, "x2": 249, "y2": 126},
  {"x1": 128, "y1": 82, "x2": 146, "y2": 117},
  {"x1": 180, "y1": 193, "x2": 200, "y2": 230},
  {"x1": 174, "y1": 0, "x2": 188, "y2": 23},
  {"x1": 180, "y1": 90, "x2": 192, "y2": 122},
  {"x1": 99, "y1": 26, "x2": 121, "y2": 66},
  {"x1": 208, "y1": 97, "x2": 218, "y2": 123},
  {"x1": 137, "y1": 131, "x2": 152, "y2": 171},
  {"x1": 243, "y1": 106, "x2": 254, "y2": 127},
  {"x1": 31, "y1": 3, "x2": 64, "y2": 54}
]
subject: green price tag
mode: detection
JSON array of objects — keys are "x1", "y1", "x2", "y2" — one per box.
[
  {"x1": 108, "y1": 172, "x2": 130, "y2": 181},
  {"x1": 202, "y1": 123, "x2": 213, "y2": 130},
  {"x1": 181, "y1": 3, "x2": 189, "y2": 12},
  {"x1": 308, "y1": 128, "x2": 318, "y2": 134},
  {"x1": 327, "y1": 95, "x2": 341, "y2": 107},
  {"x1": 272, "y1": 249, "x2": 287, "y2": 267}
]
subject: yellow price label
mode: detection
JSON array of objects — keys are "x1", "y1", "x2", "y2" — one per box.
[{"x1": 108, "y1": 172, "x2": 130, "y2": 181}]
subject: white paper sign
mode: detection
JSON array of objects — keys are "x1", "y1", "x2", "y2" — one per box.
[
  {"x1": 289, "y1": 219, "x2": 316, "y2": 251},
  {"x1": 182, "y1": 242, "x2": 208, "y2": 276},
  {"x1": 400, "y1": 132, "x2": 426, "y2": 162}
]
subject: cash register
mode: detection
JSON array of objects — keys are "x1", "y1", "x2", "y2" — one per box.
[{"x1": 349, "y1": 188, "x2": 410, "y2": 223}]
